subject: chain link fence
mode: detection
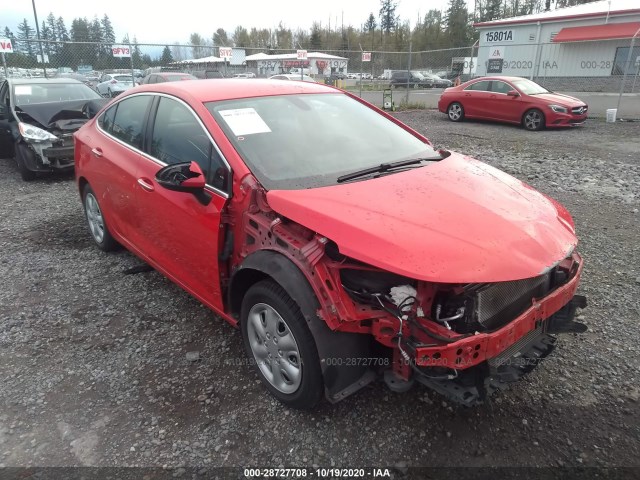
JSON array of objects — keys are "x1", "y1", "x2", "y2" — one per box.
[{"x1": 2, "y1": 38, "x2": 639, "y2": 117}]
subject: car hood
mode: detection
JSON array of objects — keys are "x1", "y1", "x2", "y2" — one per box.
[
  {"x1": 532, "y1": 92, "x2": 585, "y2": 107},
  {"x1": 266, "y1": 153, "x2": 577, "y2": 283},
  {"x1": 16, "y1": 99, "x2": 108, "y2": 129}
]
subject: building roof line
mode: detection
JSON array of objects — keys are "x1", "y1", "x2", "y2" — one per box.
[{"x1": 474, "y1": 8, "x2": 640, "y2": 28}]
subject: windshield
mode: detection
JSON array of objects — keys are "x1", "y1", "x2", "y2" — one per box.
[
  {"x1": 511, "y1": 78, "x2": 549, "y2": 95},
  {"x1": 114, "y1": 75, "x2": 134, "y2": 83},
  {"x1": 13, "y1": 82, "x2": 101, "y2": 105},
  {"x1": 206, "y1": 93, "x2": 435, "y2": 190}
]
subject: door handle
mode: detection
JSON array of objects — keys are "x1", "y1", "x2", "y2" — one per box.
[
  {"x1": 137, "y1": 178, "x2": 155, "y2": 192},
  {"x1": 464, "y1": 93, "x2": 471, "y2": 96},
  {"x1": 91, "y1": 147, "x2": 103, "y2": 157}
]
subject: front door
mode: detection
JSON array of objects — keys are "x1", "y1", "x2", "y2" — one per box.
[
  {"x1": 135, "y1": 96, "x2": 230, "y2": 308},
  {"x1": 487, "y1": 80, "x2": 523, "y2": 123},
  {"x1": 0, "y1": 81, "x2": 15, "y2": 159},
  {"x1": 462, "y1": 80, "x2": 492, "y2": 117}
]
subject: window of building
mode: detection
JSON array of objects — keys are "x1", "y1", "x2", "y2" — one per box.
[{"x1": 612, "y1": 46, "x2": 640, "y2": 75}]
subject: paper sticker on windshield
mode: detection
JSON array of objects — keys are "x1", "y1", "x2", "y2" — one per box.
[
  {"x1": 14, "y1": 86, "x2": 32, "y2": 95},
  {"x1": 219, "y1": 108, "x2": 271, "y2": 136}
]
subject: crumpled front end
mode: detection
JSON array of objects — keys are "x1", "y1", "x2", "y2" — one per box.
[{"x1": 321, "y1": 246, "x2": 587, "y2": 406}]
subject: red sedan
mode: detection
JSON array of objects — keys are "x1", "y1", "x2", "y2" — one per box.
[
  {"x1": 75, "y1": 79, "x2": 587, "y2": 408},
  {"x1": 438, "y1": 76, "x2": 588, "y2": 130}
]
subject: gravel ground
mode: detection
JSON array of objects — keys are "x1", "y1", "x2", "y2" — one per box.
[{"x1": 0, "y1": 111, "x2": 639, "y2": 470}]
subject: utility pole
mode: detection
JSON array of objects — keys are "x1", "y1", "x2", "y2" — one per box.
[{"x1": 31, "y1": 0, "x2": 48, "y2": 78}]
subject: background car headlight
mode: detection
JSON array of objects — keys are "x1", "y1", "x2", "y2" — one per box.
[
  {"x1": 19, "y1": 122, "x2": 58, "y2": 142},
  {"x1": 549, "y1": 104, "x2": 568, "y2": 113}
]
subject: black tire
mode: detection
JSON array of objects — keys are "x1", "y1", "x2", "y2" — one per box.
[
  {"x1": 14, "y1": 143, "x2": 37, "y2": 181},
  {"x1": 241, "y1": 279, "x2": 323, "y2": 409},
  {"x1": 447, "y1": 102, "x2": 464, "y2": 122},
  {"x1": 523, "y1": 108, "x2": 545, "y2": 131},
  {"x1": 82, "y1": 183, "x2": 118, "y2": 252}
]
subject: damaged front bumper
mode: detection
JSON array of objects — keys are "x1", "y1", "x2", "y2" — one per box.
[
  {"x1": 395, "y1": 256, "x2": 587, "y2": 406},
  {"x1": 23, "y1": 136, "x2": 76, "y2": 172}
]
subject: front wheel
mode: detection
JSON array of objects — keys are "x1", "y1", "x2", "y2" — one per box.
[
  {"x1": 447, "y1": 102, "x2": 464, "y2": 122},
  {"x1": 241, "y1": 279, "x2": 323, "y2": 409},
  {"x1": 14, "y1": 143, "x2": 37, "y2": 181},
  {"x1": 523, "y1": 108, "x2": 545, "y2": 131}
]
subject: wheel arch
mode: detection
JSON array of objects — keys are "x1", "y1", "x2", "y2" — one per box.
[{"x1": 228, "y1": 250, "x2": 376, "y2": 403}]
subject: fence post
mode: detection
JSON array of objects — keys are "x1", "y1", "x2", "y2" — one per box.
[
  {"x1": 406, "y1": 41, "x2": 412, "y2": 105},
  {"x1": 129, "y1": 37, "x2": 135, "y2": 86},
  {"x1": 31, "y1": 0, "x2": 48, "y2": 78},
  {"x1": 616, "y1": 36, "x2": 637, "y2": 117},
  {"x1": 359, "y1": 45, "x2": 363, "y2": 98},
  {"x1": 1, "y1": 53, "x2": 7, "y2": 78}
]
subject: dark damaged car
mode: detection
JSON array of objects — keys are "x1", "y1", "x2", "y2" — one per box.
[{"x1": 0, "y1": 78, "x2": 107, "y2": 181}]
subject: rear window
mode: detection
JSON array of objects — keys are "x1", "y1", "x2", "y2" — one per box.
[{"x1": 113, "y1": 75, "x2": 134, "y2": 82}]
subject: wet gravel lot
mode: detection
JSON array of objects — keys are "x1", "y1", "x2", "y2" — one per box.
[{"x1": 0, "y1": 111, "x2": 639, "y2": 470}]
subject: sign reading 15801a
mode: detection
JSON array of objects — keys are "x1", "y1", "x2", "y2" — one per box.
[{"x1": 484, "y1": 30, "x2": 514, "y2": 42}]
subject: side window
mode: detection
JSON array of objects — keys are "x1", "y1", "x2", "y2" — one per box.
[
  {"x1": 111, "y1": 95, "x2": 151, "y2": 149},
  {"x1": 98, "y1": 104, "x2": 117, "y2": 133},
  {"x1": 465, "y1": 81, "x2": 490, "y2": 91},
  {"x1": 491, "y1": 81, "x2": 512, "y2": 94},
  {"x1": 150, "y1": 97, "x2": 228, "y2": 191},
  {"x1": 149, "y1": 75, "x2": 158, "y2": 84}
]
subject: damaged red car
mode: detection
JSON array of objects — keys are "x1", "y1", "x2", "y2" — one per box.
[{"x1": 74, "y1": 79, "x2": 587, "y2": 409}]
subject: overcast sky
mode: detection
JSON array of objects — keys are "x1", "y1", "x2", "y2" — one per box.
[{"x1": 3, "y1": 0, "x2": 453, "y2": 44}]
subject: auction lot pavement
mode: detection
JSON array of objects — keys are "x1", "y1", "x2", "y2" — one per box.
[{"x1": 0, "y1": 112, "x2": 639, "y2": 469}]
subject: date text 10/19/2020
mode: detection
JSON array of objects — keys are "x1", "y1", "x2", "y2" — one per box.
[{"x1": 244, "y1": 468, "x2": 392, "y2": 478}]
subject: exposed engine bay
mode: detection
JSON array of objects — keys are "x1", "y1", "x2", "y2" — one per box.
[{"x1": 227, "y1": 176, "x2": 588, "y2": 406}]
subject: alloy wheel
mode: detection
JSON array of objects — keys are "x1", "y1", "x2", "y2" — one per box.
[
  {"x1": 85, "y1": 193, "x2": 105, "y2": 244},
  {"x1": 524, "y1": 110, "x2": 542, "y2": 130},
  {"x1": 448, "y1": 104, "x2": 462, "y2": 121},
  {"x1": 247, "y1": 303, "x2": 302, "y2": 394}
]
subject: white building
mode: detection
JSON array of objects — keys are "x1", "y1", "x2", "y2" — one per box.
[
  {"x1": 245, "y1": 52, "x2": 348, "y2": 77},
  {"x1": 473, "y1": 0, "x2": 640, "y2": 90}
]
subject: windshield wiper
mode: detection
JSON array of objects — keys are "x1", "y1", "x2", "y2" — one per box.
[{"x1": 336, "y1": 155, "x2": 443, "y2": 183}]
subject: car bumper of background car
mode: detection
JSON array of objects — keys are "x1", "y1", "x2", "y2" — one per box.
[{"x1": 546, "y1": 109, "x2": 588, "y2": 127}]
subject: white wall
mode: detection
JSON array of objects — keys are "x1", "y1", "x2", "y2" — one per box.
[{"x1": 476, "y1": 13, "x2": 640, "y2": 78}]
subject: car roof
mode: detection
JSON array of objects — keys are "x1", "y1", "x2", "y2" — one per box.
[
  {"x1": 132, "y1": 78, "x2": 335, "y2": 102},
  {"x1": 468, "y1": 76, "x2": 523, "y2": 82},
  {"x1": 159, "y1": 72, "x2": 191, "y2": 76},
  {"x1": 6, "y1": 77, "x2": 84, "y2": 85}
]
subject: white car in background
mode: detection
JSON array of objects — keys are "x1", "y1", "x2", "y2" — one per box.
[
  {"x1": 269, "y1": 74, "x2": 316, "y2": 82},
  {"x1": 95, "y1": 73, "x2": 137, "y2": 98}
]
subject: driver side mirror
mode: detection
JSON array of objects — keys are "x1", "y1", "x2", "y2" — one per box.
[
  {"x1": 155, "y1": 161, "x2": 211, "y2": 206},
  {"x1": 507, "y1": 89, "x2": 520, "y2": 97}
]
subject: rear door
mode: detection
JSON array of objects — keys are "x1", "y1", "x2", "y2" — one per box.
[
  {"x1": 461, "y1": 80, "x2": 491, "y2": 117},
  {"x1": 135, "y1": 95, "x2": 230, "y2": 308},
  {"x1": 487, "y1": 80, "x2": 522, "y2": 123},
  {"x1": 87, "y1": 94, "x2": 153, "y2": 242}
]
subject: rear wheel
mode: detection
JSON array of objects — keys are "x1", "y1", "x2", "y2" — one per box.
[
  {"x1": 241, "y1": 279, "x2": 323, "y2": 409},
  {"x1": 14, "y1": 143, "x2": 37, "y2": 181},
  {"x1": 82, "y1": 183, "x2": 118, "y2": 251},
  {"x1": 447, "y1": 102, "x2": 464, "y2": 122},
  {"x1": 523, "y1": 108, "x2": 545, "y2": 131}
]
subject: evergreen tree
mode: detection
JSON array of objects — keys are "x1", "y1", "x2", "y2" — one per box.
[
  {"x1": 17, "y1": 19, "x2": 36, "y2": 56},
  {"x1": 310, "y1": 23, "x2": 322, "y2": 50},
  {"x1": 132, "y1": 36, "x2": 142, "y2": 67},
  {"x1": 379, "y1": 0, "x2": 398, "y2": 35},
  {"x1": 445, "y1": 0, "x2": 473, "y2": 47},
  {"x1": 161, "y1": 45, "x2": 174, "y2": 64},
  {"x1": 89, "y1": 17, "x2": 104, "y2": 61},
  {"x1": 101, "y1": 14, "x2": 116, "y2": 47},
  {"x1": 232, "y1": 26, "x2": 250, "y2": 47},
  {"x1": 213, "y1": 28, "x2": 229, "y2": 47},
  {"x1": 45, "y1": 13, "x2": 58, "y2": 55}
]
